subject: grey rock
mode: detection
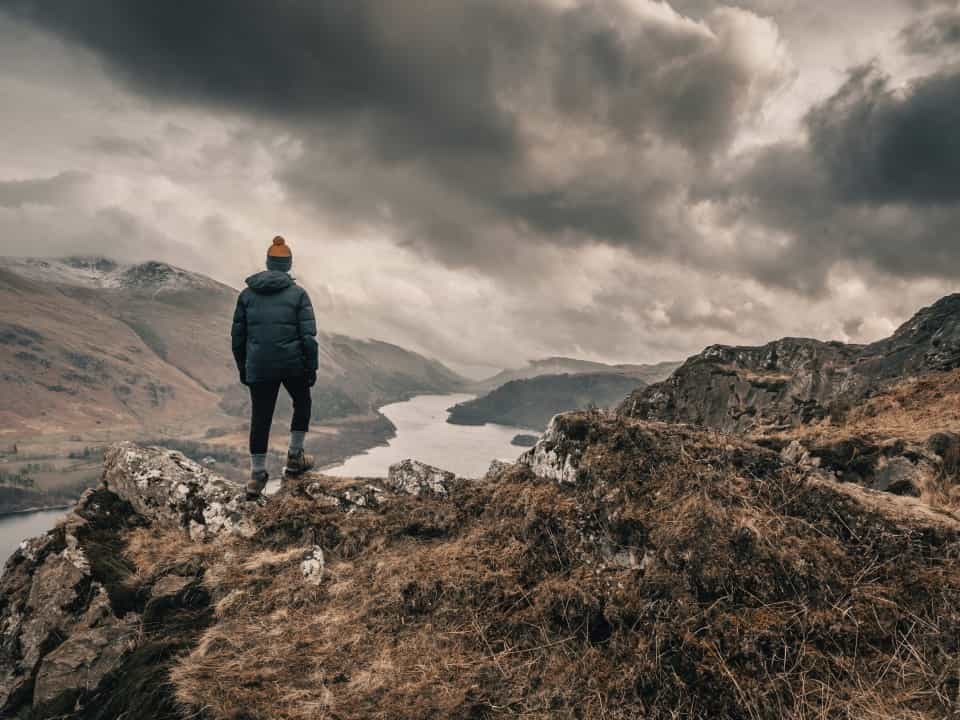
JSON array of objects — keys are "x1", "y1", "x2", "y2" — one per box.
[
  {"x1": 301, "y1": 547, "x2": 325, "y2": 586},
  {"x1": 484, "y1": 460, "x2": 512, "y2": 482},
  {"x1": 103, "y1": 442, "x2": 254, "y2": 540},
  {"x1": 520, "y1": 415, "x2": 588, "y2": 485},
  {"x1": 33, "y1": 587, "x2": 137, "y2": 707},
  {"x1": 620, "y1": 294, "x2": 960, "y2": 434},
  {"x1": 387, "y1": 460, "x2": 455, "y2": 497}
]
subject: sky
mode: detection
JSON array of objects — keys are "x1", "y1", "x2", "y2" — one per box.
[{"x1": 1, "y1": 0, "x2": 960, "y2": 377}]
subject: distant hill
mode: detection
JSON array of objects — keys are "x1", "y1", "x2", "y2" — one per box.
[
  {"x1": 0, "y1": 256, "x2": 466, "y2": 435},
  {"x1": 448, "y1": 372, "x2": 642, "y2": 430},
  {"x1": 471, "y1": 356, "x2": 679, "y2": 394}
]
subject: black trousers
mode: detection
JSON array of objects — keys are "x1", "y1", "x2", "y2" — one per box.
[{"x1": 248, "y1": 376, "x2": 312, "y2": 455}]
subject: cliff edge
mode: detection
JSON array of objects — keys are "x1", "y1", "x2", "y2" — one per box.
[{"x1": 3, "y1": 416, "x2": 960, "y2": 719}]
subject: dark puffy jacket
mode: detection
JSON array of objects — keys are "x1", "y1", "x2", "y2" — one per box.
[{"x1": 231, "y1": 271, "x2": 319, "y2": 383}]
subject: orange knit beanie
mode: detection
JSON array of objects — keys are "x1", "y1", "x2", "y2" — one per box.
[{"x1": 267, "y1": 236, "x2": 292, "y2": 257}]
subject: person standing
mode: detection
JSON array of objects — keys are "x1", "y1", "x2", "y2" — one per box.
[{"x1": 231, "y1": 236, "x2": 318, "y2": 499}]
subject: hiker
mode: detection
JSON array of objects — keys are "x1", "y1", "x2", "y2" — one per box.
[{"x1": 231, "y1": 236, "x2": 319, "y2": 499}]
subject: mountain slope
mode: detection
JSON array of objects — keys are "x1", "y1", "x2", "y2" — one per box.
[
  {"x1": 448, "y1": 372, "x2": 643, "y2": 430},
  {"x1": 620, "y1": 294, "x2": 960, "y2": 435},
  {"x1": 472, "y1": 356, "x2": 679, "y2": 394},
  {"x1": 4, "y1": 418, "x2": 960, "y2": 718},
  {"x1": 0, "y1": 257, "x2": 466, "y2": 434}
]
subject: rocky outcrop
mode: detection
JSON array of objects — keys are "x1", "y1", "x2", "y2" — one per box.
[
  {"x1": 0, "y1": 443, "x2": 249, "y2": 719},
  {"x1": 387, "y1": 459, "x2": 456, "y2": 497},
  {"x1": 771, "y1": 432, "x2": 960, "y2": 505},
  {"x1": 6, "y1": 415, "x2": 960, "y2": 719},
  {"x1": 620, "y1": 294, "x2": 960, "y2": 434},
  {"x1": 102, "y1": 442, "x2": 253, "y2": 540}
]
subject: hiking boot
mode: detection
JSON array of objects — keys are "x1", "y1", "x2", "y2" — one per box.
[
  {"x1": 246, "y1": 470, "x2": 269, "y2": 501},
  {"x1": 285, "y1": 449, "x2": 315, "y2": 476}
]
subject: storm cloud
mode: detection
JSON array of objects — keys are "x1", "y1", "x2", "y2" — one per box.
[
  {"x1": 2, "y1": 1, "x2": 960, "y2": 373},
  {"x1": 3, "y1": 0, "x2": 787, "y2": 266}
]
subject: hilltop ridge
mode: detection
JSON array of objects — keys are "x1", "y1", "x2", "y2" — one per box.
[
  {"x1": 4, "y1": 411, "x2": 960, "y2": 718},
  {"x1": 620, "y1": 294, "x2": 960, "y2": 434}
]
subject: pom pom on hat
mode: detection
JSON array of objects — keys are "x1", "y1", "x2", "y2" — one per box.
[{"x1": 268, "y1": 235, "x2": 292, "y2": 257}]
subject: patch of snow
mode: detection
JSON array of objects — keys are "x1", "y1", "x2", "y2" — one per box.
[{"x1": 0, "y1": 256, "x2": 232, "y2": 294}]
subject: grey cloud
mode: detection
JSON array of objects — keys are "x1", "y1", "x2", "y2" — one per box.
[
  {"x1": 900, "y1": 5, "x2": 960, "y2": 54},
  {"x1": 695, "y1": 61, "x2": 960, "y2": 293},
  {"x1": 807, "y1": 64, "x2": 960, "y2": 205},
  {"x1": 0, "y1": 171, "x2": 90, "y2": 208},
  {"x1": 5, "y1": 0, "x2": 785, "y2": 269},
  {"x1": 87, "y1": 136, "x2": 156, "y2": 159}
]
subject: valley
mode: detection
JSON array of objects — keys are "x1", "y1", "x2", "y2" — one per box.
[{"x1": 0, "y1": 256, "x2": 468, "y2": 512}]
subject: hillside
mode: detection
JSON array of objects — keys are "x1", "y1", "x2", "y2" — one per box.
[
  {"x1": 448, "y1": 372, "x2": 643, "y2": 430},
  {"x1": 0, "y1": 257, "x2": 466, "y2": 434},
  {"x1": 620, "y1": 294, "x2": 960, "y2": 435},
  {"x1": 471, "y1": 357, "x2": 679, "y2": 394},
  {"x1": 4, "y1": 414, "x2": 960, "y2": 718}
]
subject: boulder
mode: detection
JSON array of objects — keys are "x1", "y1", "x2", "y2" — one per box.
[
  {"x1": 483, "y1": 459, "x2": 512, "y2": 482},
  {"x1": 103, "y1": 442, "x2": 253, "y2": 540},
  {"x1": 387, "y1": 459, "x2": 455, "y2": 497},
  {"x1": 519, "y1": 414, "x2": 591, "y2": 484}
]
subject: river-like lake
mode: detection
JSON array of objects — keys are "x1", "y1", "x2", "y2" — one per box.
[
  {"x1": 326, "y1": 393, "x2": 528, "y2": 478},
  {"x1": 2, "y1": 394, "x2": 533, "y2": 564},
  {"x1": 0, "y1": 508, "x2": 71, "y2": 567}
]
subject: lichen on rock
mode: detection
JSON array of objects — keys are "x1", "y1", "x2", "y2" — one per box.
[{"x1": 387, "y1": 459, "x2": 456, "y2": 496}]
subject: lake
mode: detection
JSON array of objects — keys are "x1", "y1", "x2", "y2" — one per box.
[
  {"x1": 1, "y1": 394, "x2": 535, "y2": 563},
  {"x1": 0, "y1": 508, "x2": 68, "y2": 566},
  {"x1": 326, "y1": 393, "x2": 530, "y2": 478}
]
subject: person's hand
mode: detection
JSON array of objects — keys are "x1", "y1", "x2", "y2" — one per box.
[{"x1": 306, "y1": 370, "x2": 317, "y2": 387}]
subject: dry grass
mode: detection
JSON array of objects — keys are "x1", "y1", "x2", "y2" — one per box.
[
  {"x1": 773, "y1": 370, "x2": 960, "y2": 446},
  {"x1": 142, "y1": 414, "x2": 960, "y2": 720}
]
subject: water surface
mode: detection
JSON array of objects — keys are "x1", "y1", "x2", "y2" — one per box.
[
  {"x1": 0, "y1": 508, "x2": 67, "y2": 565},
  {"x1": 327, "y1": 393, "x2": 530, "y2": 478}
]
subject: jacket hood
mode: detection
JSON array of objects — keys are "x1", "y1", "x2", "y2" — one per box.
[{"x1": 245, "y1": 270, "x2": 293, "y2": 294}]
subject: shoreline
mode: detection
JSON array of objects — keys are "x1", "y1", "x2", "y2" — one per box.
[{"x1": 0, "y1": 503, "x2": 72, "y2": 519}]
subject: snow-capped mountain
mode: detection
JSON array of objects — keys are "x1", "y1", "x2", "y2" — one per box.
[{"x1": 0, "y1": 256, "x2": 232, "y2": 294}]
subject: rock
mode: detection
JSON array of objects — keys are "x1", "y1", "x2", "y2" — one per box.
[
  {"x1": 103, "y1": 442, "x2": 254, "y2": 540},
  {"x1": 511, "y1": 433, "x2": 539, "y2": 447},
  {"x1": 387, "y1": 460, "x2": 455, "y2": 497},
  {"x1": 520, "y1": 414, "x2": 590, "y2": 485},
  {"x1": 301, "y1": 479, "x2": 387, "y2": 512},
  {"x1": 870, "y1": 456, "x2": 927, "y2": 497},
  {"x1": 150, "y1": 574, "x2": 195, "y2": 600},
  {"x1": 780, "y1": 440, "x2": 819, "y2": 465},
  {"x1": 301, "y1": 547, "x2": 325, "y2": 586},
  {"x1": 620, "y1": 294, "x2": 960, "y2": 433},
  {"x1": 484, "y1": 459, "x2": 512, "y2": 482},
  {"x1": 927, "y1": 431, "x2": 960, "y2": 475},
  {"x1": 32, "y1": 586, "x2": 137, "y2": 710},
  {"x1": 0, "y1": 488, "x2": 145, "y2": 716}
]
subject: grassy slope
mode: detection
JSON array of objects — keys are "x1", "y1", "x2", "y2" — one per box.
[{"x1": 106, "y1": 413, "x2": 960, "y2": 720}]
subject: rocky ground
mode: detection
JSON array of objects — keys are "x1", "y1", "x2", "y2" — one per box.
[{"x1": 4, "y1": 412, "x2": 960, "y2": 719}]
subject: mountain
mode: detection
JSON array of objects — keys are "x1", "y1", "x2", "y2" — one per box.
[
  {"x1": 616, "y1": 294, "x2": 960, "y2": 503},
  {"x1": 4, "y1": 416, "x2": 959, "y2": 718},
  {"x1": 471, "y1": 356, "x2": 680, "y2": 394},
  {"x1": 448, "y1": 372, "x2": 643, "y2": 430},
  {"x1": 620, "y1": 294, "x2": 960, "y2": 435},
  {"x1": 0, "y1": 256, "x2": 466, "y2": 435}
]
